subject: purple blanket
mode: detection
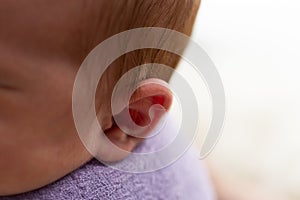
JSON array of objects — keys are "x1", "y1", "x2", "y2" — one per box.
[
  {"x1": 1, "y1": 114, "x2": 216, "y2": 200},
  {"x1": 1, "y1": 147, "x2": 215, "y2": 200}
]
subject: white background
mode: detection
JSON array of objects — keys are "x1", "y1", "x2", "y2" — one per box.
[{"x1": 176, "y1": 0, "x2": 300, "y2": 199}]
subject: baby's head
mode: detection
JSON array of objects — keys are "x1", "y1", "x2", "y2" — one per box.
[{"x1": 0, "y1": 0, "x2": 199, "y2": 195}]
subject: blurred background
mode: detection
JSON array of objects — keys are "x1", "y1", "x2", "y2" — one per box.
[{"x1": 175, "y1": 0, "x2": 300, "y2": 199}]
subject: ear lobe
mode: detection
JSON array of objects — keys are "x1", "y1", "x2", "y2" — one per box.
[{"x1": 102, "y1": 82, "x2": 172, "y2": 162}]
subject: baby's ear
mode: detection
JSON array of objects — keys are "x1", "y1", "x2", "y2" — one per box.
[{"x1": 102, "y1": 81, "x2": 172, "y2": 162}]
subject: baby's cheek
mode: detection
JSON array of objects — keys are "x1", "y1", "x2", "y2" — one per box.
[{"x1": 0, "y1": 84, "x2": 89, "y2": 195}]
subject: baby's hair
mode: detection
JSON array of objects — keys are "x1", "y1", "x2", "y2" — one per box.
[{"x1": 83, "y1": 0, "x2": 200, "y2": 101}]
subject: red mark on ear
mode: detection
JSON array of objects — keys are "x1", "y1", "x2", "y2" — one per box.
[{"x1": 152, "y1": 95, "x2": 165, "y2": 106}]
